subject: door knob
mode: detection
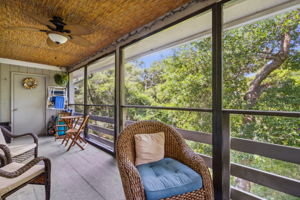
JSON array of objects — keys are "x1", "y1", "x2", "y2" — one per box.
[{"x1": 12, "y1": 108, "x2": 18, "y2": 112}]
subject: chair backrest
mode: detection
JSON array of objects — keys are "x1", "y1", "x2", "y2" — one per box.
[
  {"x1": 0, "y1": 128, "x2": 7, "y2": 145},
  {"x1": 74, "y1": 115, "x2": 90, "y2": 136},
  {"x1": 79, "y1": 115, "x2": 89, "y2": 131},
  {"x1": 116, "y1": 121, "x2": 187, "y2": 164},
  {"x1": 54, "y1": 112, "x2": 71, "y2": 136},
  {"x1": 0, "y1": 126, "x2": 12, "y2": 144},
  {"x1": 58, "y1": 112, "x2": 71, "y2": 117},
  {"x1": 56, "y1": 112, "x2": 71, "y2": 124}
]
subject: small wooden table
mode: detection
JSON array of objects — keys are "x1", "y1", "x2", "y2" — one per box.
[
  {"x1": 60, "y1": 115, "x2": 82, "y2": 130},
  {"x1": 60, "y1": 115, "x2": 88, "y2": 151}
]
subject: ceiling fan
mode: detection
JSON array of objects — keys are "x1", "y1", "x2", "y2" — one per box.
[{"x1": 9, "y1": 13, "x2": 94, "y2": 47}]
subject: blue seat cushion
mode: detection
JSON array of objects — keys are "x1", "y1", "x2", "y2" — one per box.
[{"x1": 137, "y1": 158, "x2": 203, "y2": 200}]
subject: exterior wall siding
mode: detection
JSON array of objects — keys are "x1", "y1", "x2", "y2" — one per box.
[{"x1": 0, "y1": 63, "x2": 60, "y2": 135}]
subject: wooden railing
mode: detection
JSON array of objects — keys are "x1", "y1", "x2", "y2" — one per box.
[{"x1": 78, "y1": 109, "x2": 300, "y2": 200}]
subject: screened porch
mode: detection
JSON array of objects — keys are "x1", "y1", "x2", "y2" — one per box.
[{"x1": 0, "y1": 0, "x2": 299, "y2": 200}]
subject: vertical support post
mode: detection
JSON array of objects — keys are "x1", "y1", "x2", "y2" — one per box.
[
  {"x1": 83, "y1": 65, "x2": 88, "y2": 138},
  {"x1": 114, "y1": 47, "x2": 125, "y2": 154},
  {"x1": 212, "y1": 2, "x2": 230, "y2": 200},
  {"x1": 67, "y1": 73, "x2": 70, "y2": 105},
  {"x1": 222, "y1": 113, "x2": 230, "y2": 198},
  {"x1": 68, "y1": 72, "x2": 75, "y2": 105}
]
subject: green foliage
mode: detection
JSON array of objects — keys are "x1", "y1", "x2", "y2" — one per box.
[
  {"x1": 73, "y1": 78, "x2": 84, "y2": 104},
  {"x1": 87, "y1": 69, "x2": 115, "y2": 105},
  {"x1": 82, "y1": 8, "x2": 300, "y2": 200},
  {"x1": 54, "y1": 73, "x2": 69, "y2": 86}
]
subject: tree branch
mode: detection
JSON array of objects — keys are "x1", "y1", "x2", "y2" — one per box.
[{"x1": 244, "y1": 33, "x2": 291, "y2": 106}]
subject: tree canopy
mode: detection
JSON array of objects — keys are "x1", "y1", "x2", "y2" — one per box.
[{"x1": 78, "y1": 8, "x2": 300, "y2": 200}]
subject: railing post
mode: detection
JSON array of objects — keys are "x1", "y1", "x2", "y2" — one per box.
[
  {"x1": 114, "y1": 46, "x2": 125, "y2": 154},
  {"x1": 83, "y1": 65, "x2": 89, "y2": 138},
  {"x1": 223, "y1": 113, "x2": 231, "y2": 198},
  {"x1": 212, "y1": 2, "x2": 230, "y2": 200}
]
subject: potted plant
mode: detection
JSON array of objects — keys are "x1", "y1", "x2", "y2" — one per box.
[{"x1": 54, "y1": 73, "x2": 69, "y2": 86}]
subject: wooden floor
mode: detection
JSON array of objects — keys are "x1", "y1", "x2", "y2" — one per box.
[{"x1": 8, "y1": 137, "x2": 125, "y2": 200}]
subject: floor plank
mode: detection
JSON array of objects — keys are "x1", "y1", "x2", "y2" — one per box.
[{"x1": 7, "y1": 137, "x2": 125, "y2": 200}]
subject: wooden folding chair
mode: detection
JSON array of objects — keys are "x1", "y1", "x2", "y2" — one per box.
[
  {"x1": 54, "y1": 112, "x2": 71, "y2": 140},
  {"x1": 60, "y1": 116, "x2": 82, "y2": 146},
  {"x1": 62, "y1": 115, "x2": 89, "y2": 151}
]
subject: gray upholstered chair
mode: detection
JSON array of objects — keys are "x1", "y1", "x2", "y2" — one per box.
[
  {"x1": 0, "y1": 144, "x2": 51, "y2": 200},
  {"x1": 0, "y1": 126, "x2": 38, "y2": 167}
]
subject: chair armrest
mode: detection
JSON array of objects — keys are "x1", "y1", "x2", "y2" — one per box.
[
  {"x1": 12, "y1": 133, "x2": 38, "y2": 145},
  {"x1": 0, "y1": 157, "x2": 51, "y2": 178},
  {"x1": 0, "y1": 126, "x2": 13, "y2": 139},
  {"x1": 180, "y1": 148, "x2": 214, "y2": 200},
  {"x1": 0, "y1": 154, "x2": 7, "y2": 167},
  {"x1": 0, "y1": 144, "x2": 12, "y2": 164},
  {"x1": 117, "y1": 157, "x2": 146, "y2": 200}
]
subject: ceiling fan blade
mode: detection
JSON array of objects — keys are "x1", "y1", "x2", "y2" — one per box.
[
  {"x1": 70, "y1": 36, "x2": 93, "y2": 47},
  {"x1": 46, "y1": 38, "x2": 60, "y2": 48},
  {"x1": 7, "y1": 26, "x2": 46, "y2": 32},
  {"x1": 64, "y1": 24, "x2": 93, "y2": 35},
  {"x1": 25, "y1": 12, "x2": 52, "y2": 26}
]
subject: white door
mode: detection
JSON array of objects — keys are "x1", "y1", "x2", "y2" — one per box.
[{"x1": 12, "y1": 73, "x2": 46, "y2": 135}]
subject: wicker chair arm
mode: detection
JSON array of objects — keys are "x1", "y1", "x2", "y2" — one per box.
[
  {"x1": 11, "y1": 133, "x2": 38, "y2": 144},
  {"x1": 0, "y1": 154, "x2": 7, "y2": 167},
  {"x1": 0, "y1": 144, "x2": 12, "y2": 164},
  {"x1": 0, "y1": 156, "x2": 50, "y2": 178},
  {"x1": 117, "y1": 157, "x2": 146, "y2": 200},
  {"x1": 0, "y1": 126, "x2": 13, "y2": 139},
  {"x1": 180, "y1": 147, "x2": 213, "y2": 199}
]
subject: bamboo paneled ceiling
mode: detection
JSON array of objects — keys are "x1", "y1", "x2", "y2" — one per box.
[{"x1": 0, "y1": 0, "x2": 191, "y2": 67}]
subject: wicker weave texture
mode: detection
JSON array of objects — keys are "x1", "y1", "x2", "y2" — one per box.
[
  {"x1": 116, "y1": 121, "x2": 213, "y2": 200},
  {"x1": 0, "y1": 126, "x2": 38, "y2": 166},
  {"x1": 0, "y1": 156, "x2": 51, "y2": 200},
  {"x1": 163, "y1": 188, "x2": 206, "y2": 200},
  {"x1": 12, "y1": 148, "x2": 35, "y2": 163}
]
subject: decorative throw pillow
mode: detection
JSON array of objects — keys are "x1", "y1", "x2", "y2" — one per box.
[{"x1": 135, "y1": 132, "x2": 165, "y2": 166}]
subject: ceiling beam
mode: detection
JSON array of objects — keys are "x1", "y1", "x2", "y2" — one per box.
[{"x1": 0, "y1": 58, "x2": 65, "y2": 71}]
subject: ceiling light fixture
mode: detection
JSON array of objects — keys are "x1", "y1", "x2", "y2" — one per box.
[{"x1": 48, "y1": 33, "x2": 69, "y2": 44}]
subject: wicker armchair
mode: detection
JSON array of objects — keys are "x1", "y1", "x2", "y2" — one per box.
[
  {"x1": 116, "y1": 121, "x2": 213, "y2": 200},
  {"x1": 0, "y1": 126, "x2": 38, "y2": 166},
  {"x1": 0, "y1": 144, "x2": 51, "y2": 200}
]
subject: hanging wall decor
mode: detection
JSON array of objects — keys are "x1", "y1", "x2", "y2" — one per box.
[
  {"x1": 23, "y1": 77, "x2": 38, "y2": 89},
  {"x1": 54, "y1": 73, "x2": 68, "y2": 86}
]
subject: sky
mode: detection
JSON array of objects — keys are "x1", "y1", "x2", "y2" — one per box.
[
  {"x1": 134, "y1": 49, "x2": 174, "y2": 68},
  {"x1": 133, "y1": 47, "x2": 260, "y2": 79}
]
